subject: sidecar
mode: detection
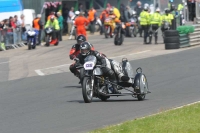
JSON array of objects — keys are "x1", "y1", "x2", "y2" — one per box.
[{"x1": 99, "y1": 58, "x2": 150, "y2": 101}]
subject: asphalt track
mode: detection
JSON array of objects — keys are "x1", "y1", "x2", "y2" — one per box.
[{"x1": 1, "y1": 45, "x2": 200, "y2": 133}]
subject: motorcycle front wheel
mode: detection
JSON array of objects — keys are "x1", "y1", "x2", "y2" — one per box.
[
  {"x1": 82, "y1": 77, "x2": 93, "y2": 103},
  {"x1": 28, "y1": 39, "x2": 32, "y2": 50},
  {"x1": 45, "y1": 35, "x2": 50, "y2": 46}
]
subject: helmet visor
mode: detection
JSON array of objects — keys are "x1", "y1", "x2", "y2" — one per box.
[
  {"x1": 77, "y1": 40, "x2": 83, "y2": 44},
  {"x1": 81, "y1": 49, "x2": 89, "y2": 55}
]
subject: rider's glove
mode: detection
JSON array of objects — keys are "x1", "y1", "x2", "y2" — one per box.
[{"x1": 73, "y1": 58, "x2": 79, "y2": 62}]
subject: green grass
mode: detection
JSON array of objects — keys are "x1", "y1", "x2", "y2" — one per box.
[{"x1": 90, "y1": 103, "x2": 200, "y2": 133}]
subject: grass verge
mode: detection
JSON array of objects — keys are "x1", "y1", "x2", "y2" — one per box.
[{"x1": 90, "y1": 102, "x2": 200, "y2": 133}]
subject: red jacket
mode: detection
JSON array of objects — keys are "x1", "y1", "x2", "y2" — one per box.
[{"x1": 69, "y1": 43, "x2": 95, "y2": 60}]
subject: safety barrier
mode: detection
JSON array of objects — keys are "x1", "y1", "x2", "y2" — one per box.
[
  {"x1": 0, "y1": 27, "x2": 26, "y2": 51},
  {"x1": 178, "y1": 25, "x2": 200, "y2": 48},
  {"x1": 188, "y1": 25, "x2": 200, "y2": 46}
]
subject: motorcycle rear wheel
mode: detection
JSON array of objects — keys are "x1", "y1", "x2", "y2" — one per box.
[
  {"x1": 82, "y1": 77, "x2": 93, "y2": 103},
  {"x1": 99, "y1": 86, "x2": 110, "y2": 101}
]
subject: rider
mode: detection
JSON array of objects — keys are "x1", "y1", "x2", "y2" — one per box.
[
  {"x1": 69, "y1": 35, "x2": 94, "y2": 81},
  {"x1": 107, "y1": 7, "x2": 118, "y2": 36},
  {"x1": 149, "y1": 8, "x2": 162, "y2": 44},
  {"x1": 69, "y1": 34, "x2": 94, "y2": 60},
  {"x1": 74, "y1": 42, "x2": 130, "y2": 94},
  {"x1": 45, "y1": 15, "x2": 60, "y2": 42}
]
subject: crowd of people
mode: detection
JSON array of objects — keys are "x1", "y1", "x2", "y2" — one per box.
[
  {"x1": 0, "y1": 15, "x2": 26, "y2": 49},
  {"x1": 0, "y1": 0, "x2": 195, "y2": 50}
]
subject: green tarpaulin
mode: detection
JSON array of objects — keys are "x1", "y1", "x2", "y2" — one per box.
[{"x1": 177, "y1": 25, "x2": 195, "y2": 34}]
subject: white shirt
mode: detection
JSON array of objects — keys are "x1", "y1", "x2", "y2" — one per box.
[{"x1": 67, "y1": 11, "x2": 75, "y2": 23}]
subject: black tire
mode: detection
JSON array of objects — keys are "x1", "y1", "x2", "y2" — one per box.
[
  {"x1": 99, "y1": 86, "x2": 110, "y2": 101},
  {"x1": 105, "y1": 26, "x2": 111, "y2": 38},
  {"x1": 114, "y1": 34, "x2": 124, "y2": 45},
  {"x1": 133, "y1": 27, "x2": 137, "y2": 37},
  {"x1": 164, "y1": 30, "x2": 179, "y2": 37},
  {"x1": 129, "y1": 28, "x2": 133, "y2": 37},
  {"x1": 164, "y1": 37, "x2": 180, "y2": 43},
  {"x1": 28, "y1": 43, "x2": 31, "y2": 50},
  {"x1": 32, "y1": 45, "x2": 36, "y2": 49},
  {"x1": 82, "y1": 77, "x2": 93, "y2": 103},
  {"x1": 165, "y1": 43, "x2": 180, "y2": 49},
  {"x1": 28, "y1": 40, "x2": 31, "y2": 50},
  {"x1": 133, "y1": 73, "x2": 148, "y2": 101},
  {"x1": 45, "y1": 35, "x2": 50, "y2": 46}
]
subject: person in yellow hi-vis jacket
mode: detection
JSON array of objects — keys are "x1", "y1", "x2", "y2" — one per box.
[
  {"x1": 139, "y1": 6, "x2": 150, "y2": 44},
  {"x1": 161, "y1": 8, "x2": 171, "y2": 37},
  {"x1": 149, "y1": 8, "x2": 162, "y2": 44}
]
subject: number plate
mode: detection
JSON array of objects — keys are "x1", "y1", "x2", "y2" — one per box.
[{"x1": 84, "y1": 62, "x2": 95, "y2": 70}]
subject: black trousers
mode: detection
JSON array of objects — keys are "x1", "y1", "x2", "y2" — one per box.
[
  {"x1": 38, "y1": 30, "x2": 42, "y2": 45},
  {"x1": 90, "y1": 20, "x2": 96, "y2": 34},
  {"x1": 59, "y1": 29, "x2": 63, "y2": 41},
  {"x1": 141, "y1": 25, "x2": 149, "y2": 42}
]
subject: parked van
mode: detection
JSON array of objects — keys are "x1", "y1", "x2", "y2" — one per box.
[{"x1": 23, "y1": 9, "x2": 36, "y2": 27}]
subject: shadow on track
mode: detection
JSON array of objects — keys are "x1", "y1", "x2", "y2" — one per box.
[
  {"x1": 64, "y1": 85, "x2": 81, "y2": 89},
  {"x1": 67, "y1": 99, "x2": 143, "y2": 103}
]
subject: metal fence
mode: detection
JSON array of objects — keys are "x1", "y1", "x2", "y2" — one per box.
[{"x1": 0, "y1": 27, "x2": 26, "y2": 51}]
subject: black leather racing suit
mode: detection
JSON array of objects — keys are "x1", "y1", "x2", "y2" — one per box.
[{"x1": 75, "y1": 51, "x2": 117, "y2": 83}]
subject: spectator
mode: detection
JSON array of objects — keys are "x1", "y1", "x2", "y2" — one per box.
[
  {"x1": 57, "y1": 12, "x2": 64, "y2": 41},
  {"x1": 134, "y1": 1, "x2": 143, "y2": 37},
  {"x1": 18, "y1": 14, "x2": 25, "y2": 32},
  {"x1": 62, "y1": 4, "x2": 69, "y2": 35},
  {"x1": 0, "y1": 20, "x2": 4, "y2": 29},
  {"x1": 134, "y1": 1, "x2": 143, "y2": 17},
  {"x1": 14, "y1": 15, "x2": 21, "y2": 44},
  {"x1": 67, "y1": 7, "x2": 75, "y2": 35},
  {"x1": 78, "y1": 3, "x2": 84, "y2": 12},
  {"x1": 9, "y1": 16, "x2": 17, "y2": 44},
  {"x1": 88, "y1": 7, "x2": 97, "y2": 34},
  {"x1": 124, "y1": 6, "x2": 131, "y2": 23},
  {"x1": 33, "y1": 14, "x2": 43, "y2": 45},
  {"x1": 120, "y1": 4, "x2": 126, "y2": 22}
]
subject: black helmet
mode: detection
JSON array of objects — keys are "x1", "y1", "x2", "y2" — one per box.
[
  {"x1": 165, "y1": 8, "x2": 170, "y2": 14},
  {"x1": 80, "y1": 41, "x2": 91, "y2": 56},
  {"x1": 76, "y1": 34, "x2": 86, "y2": 44}
]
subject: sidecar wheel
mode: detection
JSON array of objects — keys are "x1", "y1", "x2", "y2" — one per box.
[
  {"x1": 137, "y1": 94, "x2": 145, "y2": 101},
  {"x1": 133, "y1": 73, "x2": 148, "y2": 101},
  {"x1": 82, "y1": 77, "x2": 93, "y2": 103}
]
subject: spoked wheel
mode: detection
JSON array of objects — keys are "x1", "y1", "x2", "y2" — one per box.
[{"x1": 82, "y1": 77, "x2": 93, "y2": 103}]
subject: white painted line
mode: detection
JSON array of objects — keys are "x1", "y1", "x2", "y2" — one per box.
[
  {"x1": 0, "y1": 61, "x2": 11, "y2": 65},
  {"x1": 35, "y1": 70, "x2": 45, "y2": 76},
  {"x1": 39, "y1": 64, "x2": 71, "y2": 70},
  {"x1": 35, "y1": 50, "x2": 152, "y2": 76},
  {"x1": 110, "y1": 50, "x2": 151, "y2": 59}
]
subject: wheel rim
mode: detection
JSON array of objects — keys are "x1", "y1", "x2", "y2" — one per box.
[{"x1": 85, "y1": 79, "x2": 93, "y2": 99}]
